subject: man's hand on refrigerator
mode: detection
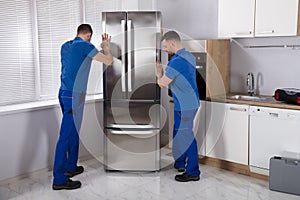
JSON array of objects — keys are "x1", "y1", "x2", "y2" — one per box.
[
  {"x1": 97, "y1": 33, "x2": 113, "y2": 66},
  {"x1": 156, "y1": 61, "x2": 163, "y2": 78},
  {"x1": 101, "y1": 33, "x2": 111, "y2": 51}
]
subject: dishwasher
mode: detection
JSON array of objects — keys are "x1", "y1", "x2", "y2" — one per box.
[{"x1": 249, "y1": 106, "x2": 300, "y2": 173}]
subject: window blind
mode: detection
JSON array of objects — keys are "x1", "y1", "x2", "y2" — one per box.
[
  {"x1": 0, "y1": 0, "x2": 125, "y2": 107},
  {"x1": 84, "y1": 0, "x2": 121, "y2": 94},
  {"x1": 0, "y1": 0, "x2": 35, "y2": 105},
  {"x1": 36, "y1": 0, "x2": 82, "y2": 99}
]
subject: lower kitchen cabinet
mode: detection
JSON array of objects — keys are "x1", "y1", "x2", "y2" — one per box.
[
  {"x1": 168, "y1": 100, "x2": 206, "y2": 157},
  {"x1": 194, "y1": 101, "x2": 206, "y2": 157},
  {"x1": 206, "y1": 102, "x2": 249, "y2": 165}
]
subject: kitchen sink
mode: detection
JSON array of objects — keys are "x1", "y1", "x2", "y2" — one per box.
[{"x1": 227, "y1": 95, "x2": 267, "y2": 101}]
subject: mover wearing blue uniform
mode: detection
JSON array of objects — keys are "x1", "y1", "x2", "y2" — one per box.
[
  {"x1": 52, "y1": 24, "x2": 113, "y2": 190},
  {"x1": 156, "y1": 31, "x2": 200, "y2": 182}
]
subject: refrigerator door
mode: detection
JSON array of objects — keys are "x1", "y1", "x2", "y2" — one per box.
[
  {"x1": 102, "y1": 12, "x2": 127, "y2": 100},
  {"x1": 104, "y1": 101, "x2": 160, "y2": 129},
  {"x1": 127, "y1": 12, "x2": 161, "y2": 100},
  {"x1": 105, "y1": 128, "x2": 160, "y2": 171}
]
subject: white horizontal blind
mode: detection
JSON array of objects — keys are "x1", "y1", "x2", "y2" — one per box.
[
  {"x1": 84, "y1": 0, "x2": 121, "y2": 94},
  {"x1": 85, "y1": 0, "x2": 121, "y2": 45},
  {"x1": 36, "y1": 0, "x2": 82, "y2": 98},
  {"x1": 0, "y1": 0, "x2": 35, "y2": 105}
]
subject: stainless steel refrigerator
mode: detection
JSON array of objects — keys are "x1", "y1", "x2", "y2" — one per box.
[{"x1": 102, "y1": 11, "x2": 161, "y2": 171}]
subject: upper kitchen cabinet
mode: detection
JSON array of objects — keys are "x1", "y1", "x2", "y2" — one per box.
[
  {"x1": 218, "y1": 0, "x2": 255, "y2": 38},
  {"x1": 255, "y1": 0, "x2": 299, "y2": 37},
  {"x1": 157, "y1": 0, "x2": 299, "y2": 39},
  {"x1": 219, "y1": 0, "x2": 299, "y2": 38}
]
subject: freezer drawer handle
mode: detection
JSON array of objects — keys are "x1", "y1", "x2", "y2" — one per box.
[
  {"x1": 109, "y1": 124, "x2": 155, "y2": 129},
  {"x1": 110, "y1": 130, "x2": 155, "y2": 135}
]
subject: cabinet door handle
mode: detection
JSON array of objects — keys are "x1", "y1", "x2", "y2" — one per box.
[
  {"x1": 256, "y1": 30, "x2": 275, "y2": 34},
  {"x1": 229, "y1": 107, "x2": 247, "y2": 112},
  {"x1": 235, "y1": 31, "x2": 252, "y2": 35}
]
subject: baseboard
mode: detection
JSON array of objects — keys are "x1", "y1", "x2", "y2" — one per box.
[
  {"x1": 199, "y1": 156, "x2": 269, "y2": 181},
  {"x1": 0, "y1": 168, "x2": 50, "y2": 186},
  {"x1": 0, "y1": 154, "x2": 104, "y2": 185}
]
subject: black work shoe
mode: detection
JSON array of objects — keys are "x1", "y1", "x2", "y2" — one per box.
[
  {"x1": 175, "y1": 173, "x2": 200, "y2": 182},
  {"x1": 174, "y1": 164, "x2": 185, "y2": 173},
  {"x1": 52, "y1": 179, "x2": 81, "y2": 190},
  {"x1": 64, "y1": 166, "x2": 84, "y2": 178}
]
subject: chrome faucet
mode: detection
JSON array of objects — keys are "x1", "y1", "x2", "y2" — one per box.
[{"x1": 246, "y1": 72, "x2": 255, "y2": 96}]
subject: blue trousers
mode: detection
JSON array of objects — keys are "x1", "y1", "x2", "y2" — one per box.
[
  {"x1": 173, "y1": 109, "x2": 200, "y2": 176},
  {"x1": 53, "y1": 89, "x2": 85, "y2": 184}
]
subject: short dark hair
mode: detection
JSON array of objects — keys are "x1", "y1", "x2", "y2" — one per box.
[
  {"x1": 77, "y1": 24, "x2": 93, "y2": 35},
  {"x1": 161, "y1": 31, "x2": 181, "y2": 42}
]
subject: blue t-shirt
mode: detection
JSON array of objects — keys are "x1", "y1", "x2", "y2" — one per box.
[
  {"x1": 165, "y1": 48, "x2": 200, "y2": 111},
  {"x1": 60, "y1": 37, "x2": 98, "y2": 93}
]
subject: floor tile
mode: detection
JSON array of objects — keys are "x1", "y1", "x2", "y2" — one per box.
[{"x1": 2, "y1": 156, "x2": 300, "y2": 200}]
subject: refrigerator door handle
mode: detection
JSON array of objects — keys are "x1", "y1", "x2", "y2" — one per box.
[
  {"x1": 127, "y1": 19, "x2": 132, "y2": 92},
  {"x1": 121, "y1": 19, "x2": 126, "y2": 92}
]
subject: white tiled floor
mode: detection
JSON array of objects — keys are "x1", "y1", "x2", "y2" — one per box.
[{"x1": 1, "y1": 153, "x2": 300, "y2": 200}]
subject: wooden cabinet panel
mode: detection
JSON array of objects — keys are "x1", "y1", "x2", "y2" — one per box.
[{"x1": 206, "y1": 40, "x2": 230, "y2": 98}]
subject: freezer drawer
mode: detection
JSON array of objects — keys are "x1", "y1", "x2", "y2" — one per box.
[
  {"x1": 104, "y1": 101, "x2": 160, "y2": 128},
  {"x1": 104, "y1": 128, "x2": 160, "y2": 171}
]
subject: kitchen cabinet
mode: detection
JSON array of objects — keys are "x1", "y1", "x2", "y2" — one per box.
[
  {"x1": 158, "y1": 0, "x2": 299, "y2": 39},
  {"x1": 219, "y1": 0, "x2": 299, "y2": 37},
  {"x1": 206, "y1": 102, "x2": 249, "y2": 165},
  {"x1": 206, "y1": 40, "x2": 230, "y2": 98},
  {"x1": 218, "y1": 0, "x2": 255, "y2": 38},
  {"x1": 182, "y1": 39, "x2": 231, "y2": 99},
  {"x1": 168, "y1": 100, "x2": 206, "y2": 157},
  {"x1": 194, "y1": 100, "x2": 206, "y2": 157},
  {"x1": 255, "y1": 0, "x2": 299, "y2": 37},
  {"x1": 249, "y1": 106, "x2": 300, "y2": 171}
]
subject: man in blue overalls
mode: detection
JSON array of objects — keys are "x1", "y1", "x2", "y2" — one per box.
[
  {"x1": 156, "y1": 31, "x2": 200, "y2": 182},
  {"x1": 52, "y1": 24, "x2": 113, "y2": 190}
]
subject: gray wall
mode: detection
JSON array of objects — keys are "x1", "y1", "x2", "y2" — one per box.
[
  {"x1": 230, "y1": 36, "x2": 300, "y2": 96},
  {"x1": 157, "y1": 0, "x2": 218, "y2": 39},
  {"x1": 0, "y1": 101, "x2": 103, "y2": 181}
]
